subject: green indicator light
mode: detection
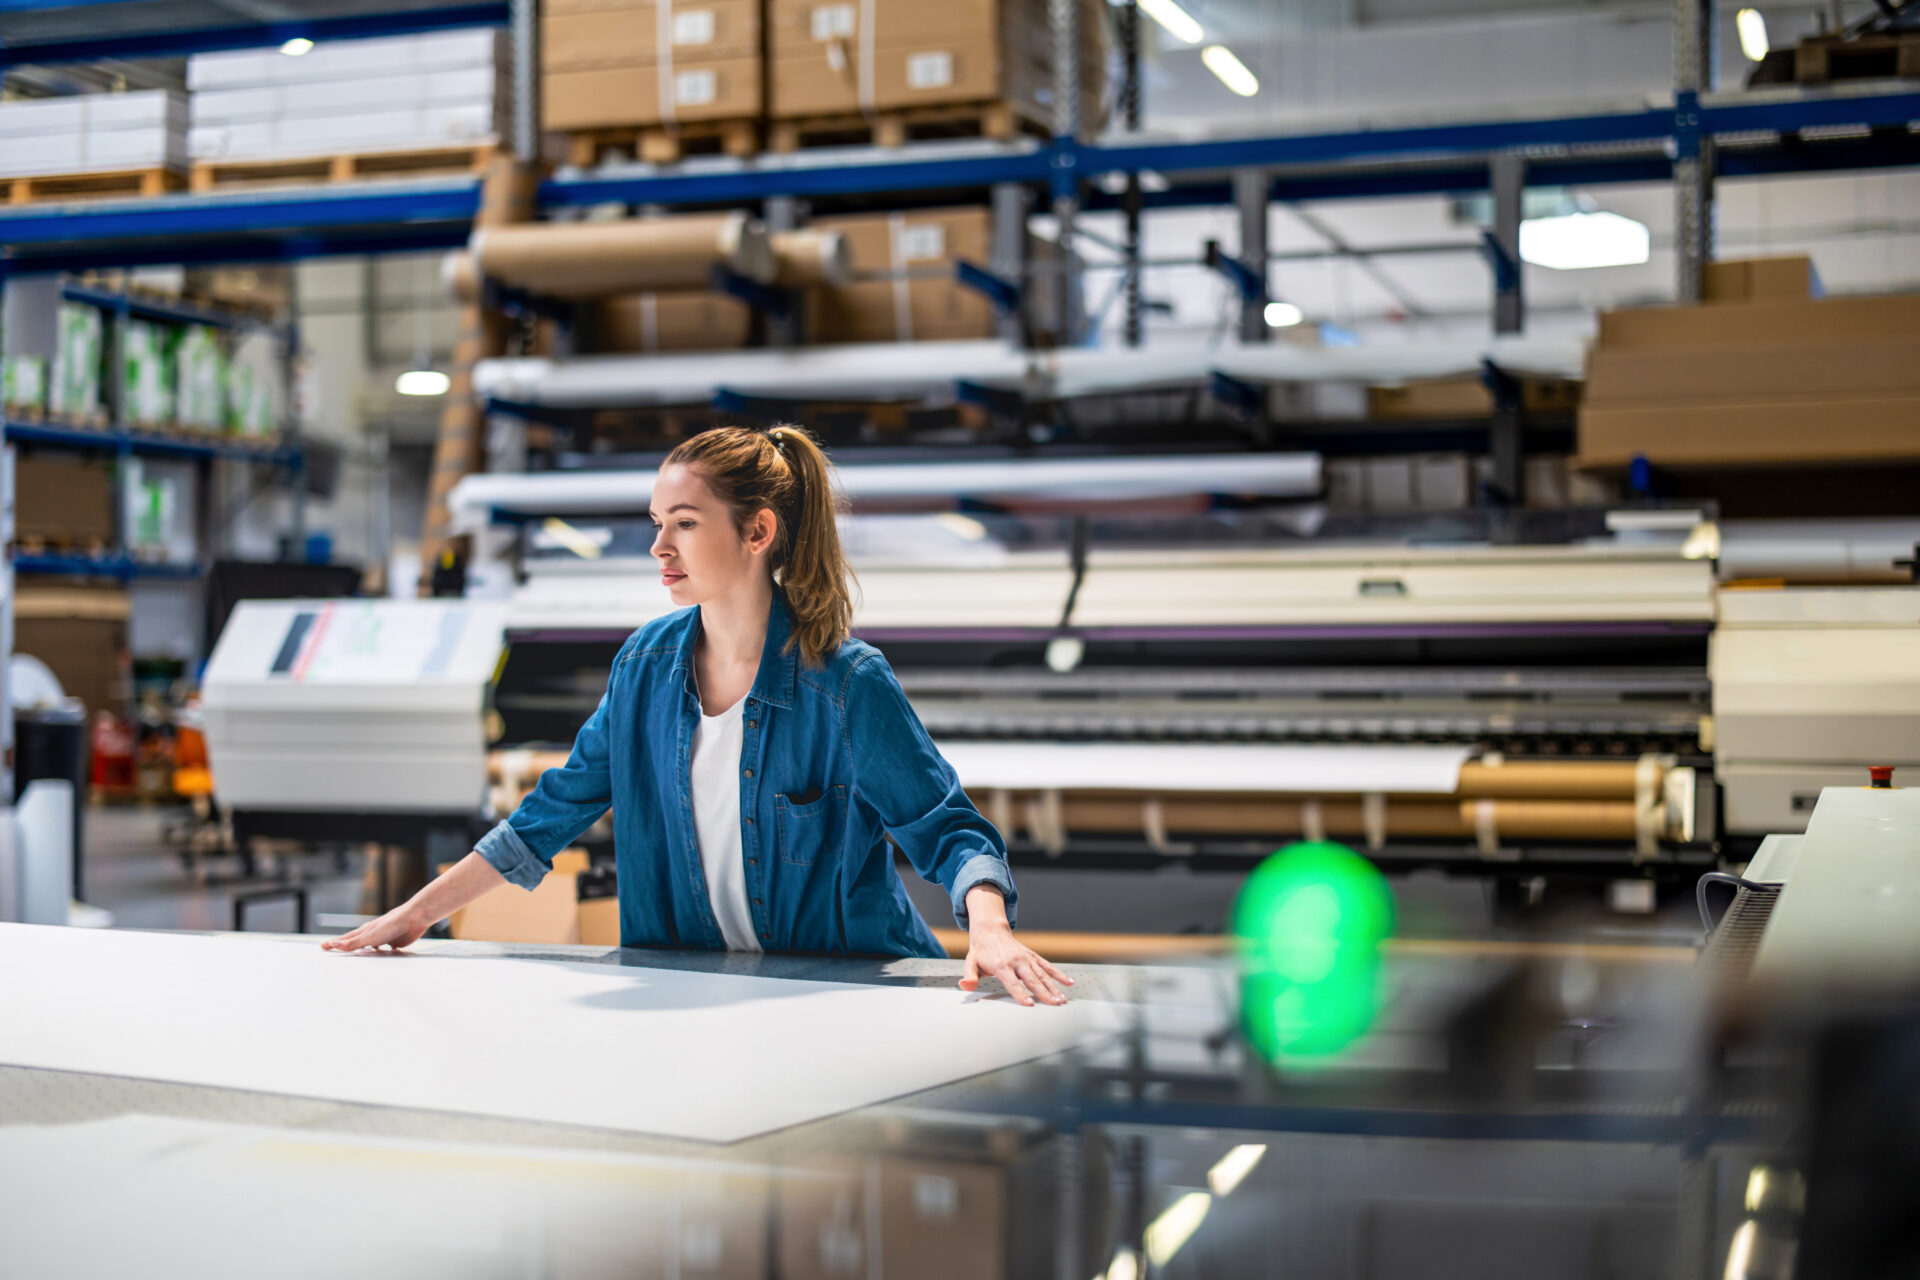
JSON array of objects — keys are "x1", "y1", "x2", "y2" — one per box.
[{"x1": 1232, "y1": 840, "x2": 1394, "y2": 1061}]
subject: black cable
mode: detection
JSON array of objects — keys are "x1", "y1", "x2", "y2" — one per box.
[{"x1": 1697, "y1": 871, "x2": 1781, "y2": 938}]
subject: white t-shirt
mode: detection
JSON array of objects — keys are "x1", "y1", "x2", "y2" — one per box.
[{"x1": 690, "y1": 695, "x2": 762, "y2": 952}]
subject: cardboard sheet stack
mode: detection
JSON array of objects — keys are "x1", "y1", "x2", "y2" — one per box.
[
  {"x1": 188, "y1": 30, "x2": 504, "y2": 161},
  {"x1": 541, "y1": 0, "x2": 763, "y2": 135},
  {"x1": 0, "y1": 91, "x2": 186, "y2": 179},
  {"x1": 1578, "y1": 256, "x2": 1920, "y2": 467}
]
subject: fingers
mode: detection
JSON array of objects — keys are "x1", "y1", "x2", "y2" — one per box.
[
  {"x1": 996, "y1": 967, "x2": 1036, "y2": 1007},
  {"x1": 1033, "y1": 954, "x2": 1075, "y2": 988},
  {"x1": 1016, "y1": 959, "x2": 1066, "y2": 1005},
  {"x1": 958, "y1": 951, "x2": 981, "y2": 991}
]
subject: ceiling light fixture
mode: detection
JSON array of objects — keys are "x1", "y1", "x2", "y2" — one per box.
[
  {"x1": 1519, "y1": 210, "x2": 1651, "y2": 271},
  {"x1": 279, "y1": 37, "x2": 315, "y2": 56},
  {"x1": 1736, "y1": 9, "x2": 1769, "y2": 61},
  {"x1": 1137, "y1": 0, "x2": 1204, "y2": 45},
  {"x1": 395, "y1": 369, "x2": 451, "y2": 396},
  {"x1": 1264, "y1": 301, "x2": 1304, "y2": 328},
  {"x1": 1201, "y1": 44, "x2": 1260, "y2": 97}
]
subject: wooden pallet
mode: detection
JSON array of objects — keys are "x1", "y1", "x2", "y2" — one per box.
[
  {"x1": 15, "y1": 534, "x2": 112, "y2": 559},
  {"x1": 4, "y1": 167, "x2": 184, "y2": 206},
  {"x1": 566, "y1": 119, "x2": 759, "y2": 167},
  {"x1": 766, "y1": 100, "x2": 1048, "y2": 153},
  {"x1": 189, "y1": 143, "x2": 496, "y2": 192},
  {"x1": 1794, "y1": 31, "x2": 1920, "y2": 84}
]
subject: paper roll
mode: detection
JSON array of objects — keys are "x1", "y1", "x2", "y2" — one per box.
[
  {"x1": 469, "y1": 213, "x2": 774, "y2": 299},
  {"x1": 1455, "y1": 759, "x2": 1648, "y2": 800},
  {"x1": 443, "y1": 251, "x2": 481, "y2": 305},
  {"x1": 1043, "y1": 795, "x2": 1641, "y2": 842},
  {"x1": 770, "y1": 228, "x2": 850, "y2": 287}
]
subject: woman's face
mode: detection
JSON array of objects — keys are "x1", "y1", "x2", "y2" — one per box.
[{"x1": 649, "y1": 463, "x2": 774, "y2": 607}]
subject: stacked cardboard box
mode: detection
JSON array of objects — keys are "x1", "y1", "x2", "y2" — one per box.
[
  {"x1": 768, "y1": 0, "x2": 1105, "y2": 133},
  {"x1": 807, "y1": 206, "x2": 996, "y2": 343},
  {"x1": 594, "y1": 292, "x2": 755, "y2": 352},
  {"x1": 1578, "y1": 258, "x2": 1920, "y2": 468},
  {"x1": 122, "y1": 320, "x2": 175, "y2": 427},
  {"x1": 14, "y1": 585, "x2": 129, "y2": 717},
  {"x1": 15, "y1": 455, "x2": 115, "y2": 546},
  {"x1": 173, "y1": 326, "x2": 229, "y2": 430},
  {"x1": 188, "y1": 31, "x2": 504, "y2": 160},
  {"x1": 542, "y1": 0, "x2": 763, "y2": 132},
  {"x1": 0, "y1": 91, "x2": 187, "y2": 179},
  {"x1": 1367, "y1": 377, "x2": 1581, "y2": 421}
]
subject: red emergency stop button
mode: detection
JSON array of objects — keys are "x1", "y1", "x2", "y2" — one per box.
[{"x1": 1868, "y1": 766, "x2": 1896, "y2": 788}]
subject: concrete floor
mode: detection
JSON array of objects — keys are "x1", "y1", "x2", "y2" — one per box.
[{"x1": 81, "y1": 805, "x2": 1703, "y2": 947}]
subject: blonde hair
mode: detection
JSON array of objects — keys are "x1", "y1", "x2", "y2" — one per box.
[{"x1": 663, "y1": 424, "x2": 855, "y2": 668}]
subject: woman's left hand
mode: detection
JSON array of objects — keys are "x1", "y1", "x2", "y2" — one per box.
[{"x1": 960, "y1": 886, "x2": 1072, "y2": 1006}]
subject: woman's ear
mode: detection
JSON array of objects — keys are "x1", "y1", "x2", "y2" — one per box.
[{"x1": 746, "y1": 507, "x2": 779, "y2": 557}]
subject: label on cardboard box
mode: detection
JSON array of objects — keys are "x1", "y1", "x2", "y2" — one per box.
[
  {"x1": 906, "y1": 50, "x2": 954, "y2": 90},
  {"x1": 674, "y1": 68, "x2": 718, "y2": 105},
  {"x1": 812, "y1": 3, "x2": 856, "y2": 40},
  {"x1": 672, "y1": 8, "x2": 717, "y2": 45},
  {"x1": 898, "y1": 224, "x2": 946, "y2": 261}
]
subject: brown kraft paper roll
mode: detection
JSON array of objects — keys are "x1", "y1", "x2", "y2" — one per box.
[{"x1": 469, "y1": 212, "x2": 773, "y2": 298}]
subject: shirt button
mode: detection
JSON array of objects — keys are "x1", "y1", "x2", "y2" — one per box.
[
  {"x1": 748, "y1": 857, "x2": 757, "y2": 866},
  {"x1": 748, "y1": 720, "x2": 757, "y2": 729},
  {"x1": 745, "y1": 817, "x2": 755, "y2": 825},
  {"x1": 753, "y1": 897, "x2": 762, "y2": 906},
  {"x1": 743, "y1": 767, "x2": 753, "y2": 778}
]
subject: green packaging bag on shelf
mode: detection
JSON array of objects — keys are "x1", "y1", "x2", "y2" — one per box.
[
  {"x1": 225, "y1": 361, "x2": 278, "y2": 437},
  {"x1": 122, "y1": 320, "x2": 176, "y2": 427},
  {"x1": 173, "y1": 325, "x2": 228, "y2": 431},
  {"x1": 3, "y1": 354, "x2": 48, "y2": 415},
  {"x1": 49, "y1": 303, "x2": 103, "y2": 420}
]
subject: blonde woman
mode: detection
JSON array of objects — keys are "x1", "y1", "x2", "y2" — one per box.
[{"x1": 326, "y1": 425, "x2": 1070, "y2": 1006}]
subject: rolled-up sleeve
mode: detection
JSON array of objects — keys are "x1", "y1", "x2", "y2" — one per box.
[
  {"x1": 843, "y1": 653, "x2": 1018, "y2": 930},
  {"x1": 477, "y1": 672, "x2": 620, "y2": 891}
]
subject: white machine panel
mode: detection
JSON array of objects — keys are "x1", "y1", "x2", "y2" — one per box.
[
  {"x1": 1073, "y1": 545, "x2": 1714, "y2": 628},
  {"x1": 204, "y1": 599, "x2": 507, "y2": 813},
  {"x1": 1750, "y1": 785, "x2": 1920, "y2": 991},
  {"x1": 1712, "y1": 587, "x2": 1920, "y2": 834}
]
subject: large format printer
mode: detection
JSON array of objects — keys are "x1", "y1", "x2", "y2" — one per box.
[{"x1": 201, "y1": 456, "x2": 1917, "y2": 882}]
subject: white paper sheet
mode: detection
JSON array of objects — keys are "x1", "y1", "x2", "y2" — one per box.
[
  {"x1": 0, "y1": 926, "x2": 1108, "y2": 1144},
  {"x1": 938, "y1": 741, "x2": 1473, "y2": 794}
]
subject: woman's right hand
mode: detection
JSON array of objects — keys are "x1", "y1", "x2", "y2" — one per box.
[{"x1": 321, "y1": 903, "x2": 429, "y2": 953}]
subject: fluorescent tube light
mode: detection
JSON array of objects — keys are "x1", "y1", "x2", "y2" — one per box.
[
  {"x1": 1518, "y1": 211, "x2": 1650, "y2": 271},
  {"x1": 1736, "y1": 9, "x2": 1769, "y2": 61},
  {"x1": 1208, "y1": 1144, "x2": 1268, "y2": 1195},
  {"x1": 1138, "y1": 0, "x2": 1203, "y2": 45},
  {"x1": 280, "y1": 37, "x2": 315, "y2": 56},
  {"x1": 1145, "y1": 1192, "x2": 1212, "y2": 1267},
  {"x1": 1201, "y1": 45, "x2": 1259, "y2": 97},
  {"x1": 1263, "y1": 301, "x2": 1303, "y2": 328},
  {"x1": 395, "y1": 370, "x2": 451, "y2": 396}
]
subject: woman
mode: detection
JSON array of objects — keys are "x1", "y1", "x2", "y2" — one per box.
[{"x1": 325, "y1": 425, "x2": 1070, "y2": 1007}]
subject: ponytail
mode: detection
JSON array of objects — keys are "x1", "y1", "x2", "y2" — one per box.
[{"x1": 662, "y1": 424, "x2": 856, "y2": 667}]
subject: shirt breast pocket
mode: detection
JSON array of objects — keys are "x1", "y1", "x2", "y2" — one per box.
[{"x1": 775, "y1": 784, "x2": 844, "y2": 867}]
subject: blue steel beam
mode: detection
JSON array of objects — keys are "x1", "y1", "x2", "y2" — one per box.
[
  {"x1": 0, "y1": 3, "x2": 509, "y2": 68},
  {"x1": 0, "y1": 181, "x2": 479, "y2": 248}
]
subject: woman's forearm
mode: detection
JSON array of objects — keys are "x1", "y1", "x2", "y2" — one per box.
[{"x1": 402, "y1": 851, "x2": 508, "y2": 930}]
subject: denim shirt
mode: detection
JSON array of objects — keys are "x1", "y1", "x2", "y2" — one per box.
[{"x1": 475, "y1": 595, "x2": 1017, "y2": 958}]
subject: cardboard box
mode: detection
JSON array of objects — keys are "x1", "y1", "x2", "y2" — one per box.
[
  {"x1": 807, "y1": 207, "x2": 997, "y2": 342},
  {"x1": 51, "y1": 302, "x2": 103, "y2": 419},
  {"x1": 1577, "y1": 393, "x2": 1920, "y2": 468},
  {"x1": 14, "y1": 585, "x2": 129, "y2": 716},
  {"x1": 1584, "y1": 337, "x2": 1920, "y2": 405},
  {"x1": 543, "y1": 56, "x2": 762, "y2": 129},
  {"x1": 768, "y1": 0, "x2": 1101, "y2": 120},
  {"x1": 1702, "y1": 255, "x2": 1821, "y2": 305},
  {"x1": 544, "y1": 0, "x2": 762, "y2": 70},
  {"x1": 1595, "y1": 293, "x2": 1920, "y2": 350},
  {"x1": 1367, "y1": 376, "x2": 1581, "y2": 419},
  {"x1": 578, "y1": 894, "x2": 621, "y2": 946},
  {"x1": 595, "y1": 291, "x2": 753, "y2": 352},
  {"x1": 15, "y1": 455, "x2": 116, "y2": 544},
  {"x1": 448, "y1": 849, "x2": 590, "y2": 943},
  {"x1": 3, "y1": 354, "x2": 47, "y2": 414}
]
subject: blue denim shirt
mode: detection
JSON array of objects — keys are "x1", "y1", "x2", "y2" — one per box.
[{"x1": 475, "y1": 594, "x2": 1017, "y2": 957}]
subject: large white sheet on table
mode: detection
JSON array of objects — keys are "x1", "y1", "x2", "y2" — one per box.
[
  {"x1": 0, "y1": 926, "x2": 1106, "y2": 1143},
  {"x1": 939, "y1": 741, "x2": 1473, "y2": 794}
]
